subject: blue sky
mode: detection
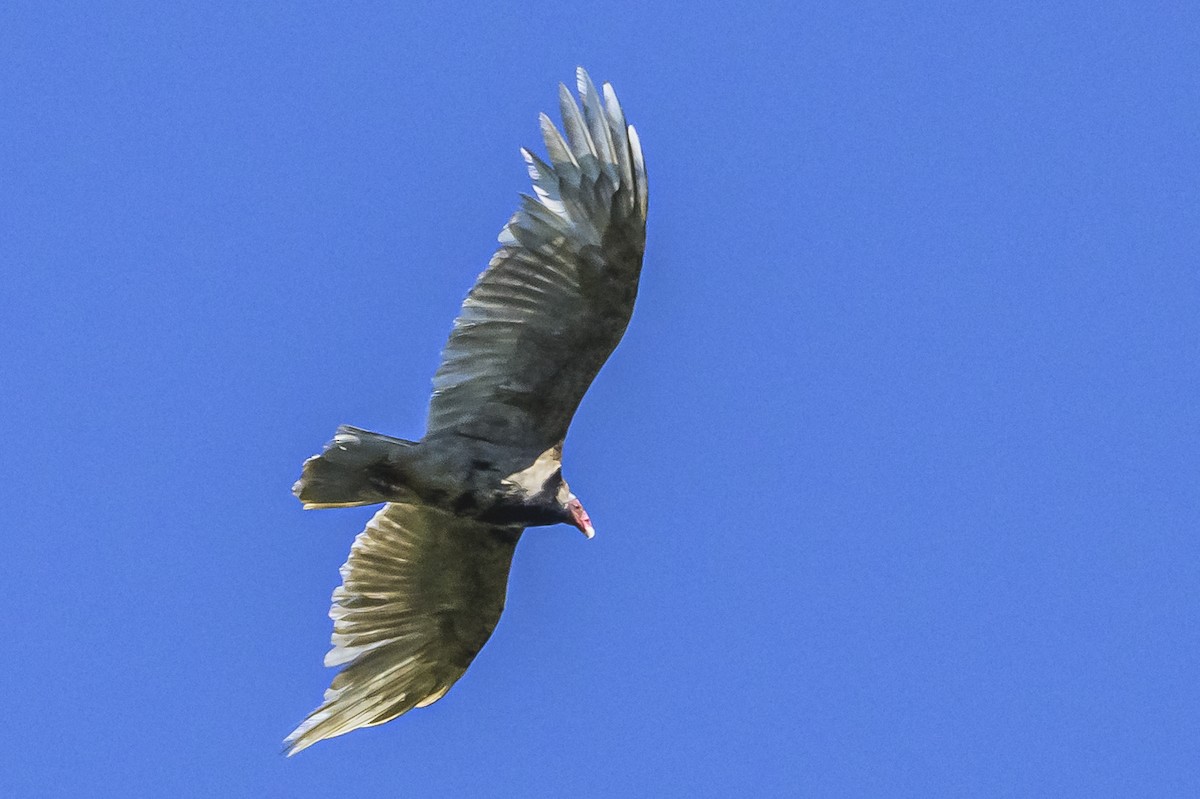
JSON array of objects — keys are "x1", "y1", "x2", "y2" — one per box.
[{"x1": 2, "y1": 1, "x2": 1198, "y2": 796}]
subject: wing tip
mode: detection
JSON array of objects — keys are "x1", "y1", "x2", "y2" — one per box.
[
  {"x1": 282, "y1": 712, "x2": 331, "y2": 757},
  {"x1": 575, "y1": 66, "x2": 597, "y2": 103}
]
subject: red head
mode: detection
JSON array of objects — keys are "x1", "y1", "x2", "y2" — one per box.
[{"x1": 567, "y1": 496, "x2": 595, "y2": 539}]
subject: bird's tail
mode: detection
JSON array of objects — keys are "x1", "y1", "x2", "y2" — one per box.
[{"x1": 293, "y1": 425, "x2": 418, "y2": 509}]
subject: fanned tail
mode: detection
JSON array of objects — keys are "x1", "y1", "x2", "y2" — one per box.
[{"x1": 293, "y1": 425, "x2": 418, "y2": 509}]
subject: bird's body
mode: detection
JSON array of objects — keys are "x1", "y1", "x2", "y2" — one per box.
[
  {"x1": 285, "y1": 68, "x2": 646, "y2": 755},
  {"x1": 302, "y1": 428, "x2": 572, "y2": 526}
]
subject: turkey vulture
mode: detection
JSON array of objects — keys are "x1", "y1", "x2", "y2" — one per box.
[{"x1": 285, "y1": 68, "x2": 647, "y2": 755}]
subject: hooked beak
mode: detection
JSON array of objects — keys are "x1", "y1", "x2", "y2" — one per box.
[{"x1": 567, "y1": 497, "x2": 595, "y2": 539}]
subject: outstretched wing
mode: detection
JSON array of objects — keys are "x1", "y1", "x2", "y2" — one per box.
[
  {"x1": 285, "y1": 504, "x2": 523, "y2": 755},
  {"x1": 426, "y1": 68, "x2": 648, "y2": 453}
]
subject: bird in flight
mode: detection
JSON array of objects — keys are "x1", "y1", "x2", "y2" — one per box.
[{"x1": 285, "y1": 68, "x2": 647, "y2": 755}]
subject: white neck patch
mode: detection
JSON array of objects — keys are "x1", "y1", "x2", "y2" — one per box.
[{"x1": 502, "y1": 445, "x2": 563, "y2": 496}]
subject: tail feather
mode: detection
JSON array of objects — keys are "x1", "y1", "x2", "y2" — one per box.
[{"x1": 294, "y1": 425, "x2": 418, "y2": 509}]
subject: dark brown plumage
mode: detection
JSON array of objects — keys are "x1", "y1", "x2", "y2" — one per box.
[{"x1": 286, "y1": 68, "x2": 647, "y2": 755}]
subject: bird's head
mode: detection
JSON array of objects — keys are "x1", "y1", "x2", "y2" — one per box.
[{"x1": 555, "y1": 481, "x2": 594, "y2": 539}]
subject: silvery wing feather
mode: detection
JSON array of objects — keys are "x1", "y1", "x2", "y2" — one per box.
[
  {"x1": 285, "y1": 503, "x2": 522, "y2": 755},
  {"x1": 426, "y1": 67, "x2": 648, "y2": 453}
]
